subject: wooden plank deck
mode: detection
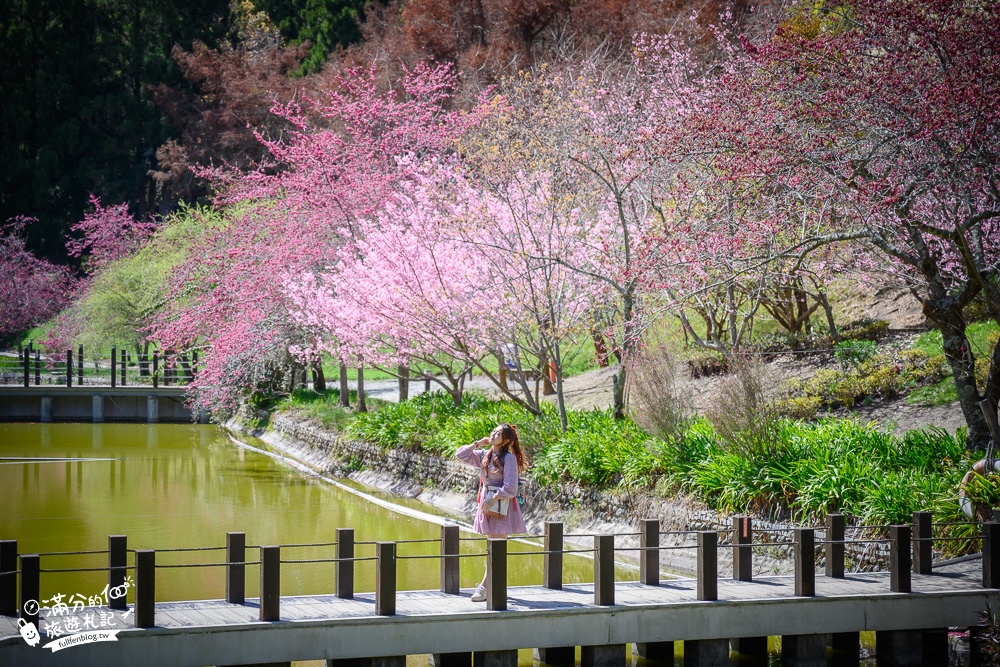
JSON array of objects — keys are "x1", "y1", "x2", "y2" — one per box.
[{"x1": 0, "y1": 569, "x2": 985, "y2": 638}]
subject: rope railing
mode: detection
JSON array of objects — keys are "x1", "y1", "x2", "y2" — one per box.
[
  {"x1": 281, "y1": 557, "x2": 377, "y2": 564},
  {"x1": 134, "y1": 545, "x2": 227, "y2": 553},
  {"x1": 39, "y1": 565, "x2": 137, "y2": 573},
  {"x1": 5, "y1": 513, "x2": 998, "y2": 630},
  {"x1": 156, "y1": 561, "x2": 260, "y2": 569},
  {"x1": 34, "y1": 549, "x2": 109, "y2": 557}
]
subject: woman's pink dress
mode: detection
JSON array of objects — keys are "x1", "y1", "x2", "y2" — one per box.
[{"x1": 456, "y1": 444, "x2": 527, "y2": 535}]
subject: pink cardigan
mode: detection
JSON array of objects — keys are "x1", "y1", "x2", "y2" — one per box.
[{"x1": 456, "y1": 443, "x2": 527, "y2": 535}]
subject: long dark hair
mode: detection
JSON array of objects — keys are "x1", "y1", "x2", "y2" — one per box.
[{"x1": 482, "y1": 423, "x2": 527, "y2": 475}]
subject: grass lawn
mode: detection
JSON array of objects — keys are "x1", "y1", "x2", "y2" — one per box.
[{"x1": 906, "y1": 321, "x2": 999, "y2": 407}]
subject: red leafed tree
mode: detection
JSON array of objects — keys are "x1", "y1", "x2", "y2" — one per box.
[
  {"x1": 0, "y1": 219, "x2": 74, "y2": 339},
  {"x1": 349, "y1": 0, "x2": 765, "y2": 95},
  {"x1": 693, "y1": 0, "x2": 1000, "y2": 446}
]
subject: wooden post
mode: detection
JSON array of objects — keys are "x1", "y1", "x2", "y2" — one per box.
[
  {"x1": 77, "y1": 345, "x2": 83, "y2": 385},
  {"x1": 108, "y1": 534, "x2": 127, "y2": 609},
  {"x1": 376, "y1": 542, "x2": 396, "y2": 616},
  {"x1": 111, "y1": 346, "x2": 117, "y2": 387},
  {"x1": 336, "y1": 528, "x2": 354, "y2": 599},
  {"x1": 135, "y1": 550, "x2": 155, "y2": 628},
  {"x1": 983, "y1": 521, "x2": 1000, "y2": 589},
  {"x1": 66, "y1": 349, "x2": 72, "y2": 387},
  {"x1": 486, "y1": 538, "x2": 507, "y2": 611},
  {"x1": 826, "y1": 513, "x2": 845, "y2": 578},
  {"x1": 640, "y1": 519, "x2": 659, "y2": 586},
  {"x1": 260, "y1": 546, "x2": 280, "y2": 621},
  {"x1": 912, "y1": 511, "x2": 932, "y2": 575},
  {"x1": 890, "y1": 525, "x2": 911, "y2": 593},
  {"x1": 34, "y1": 350, "x2": 40, "y2": 386},
  {"x1": 226, "y1": 532, "x2": 245, "y2": 604},
  {"x1": 191, "y1": 350, "x2": 198, "y2": 380},
  {"x1": 424, "y1": 376, "x2": 431, "y2": 393},
  {"x1": 19, "y1": 554, "x2": 39, "y2": 629},
  {"x1": 794, "y1": 528, "x2": 815, "y2": 597},
  {"x1": 440, "y1": 525, "x2": 459, "y2": 594},
  {"x1": 733, "y1": 515, "x2": 752, "y2": 582},
  {"x1": 120, "y1": 349, "x2": 127, "y2": 386},
  {"x1": 543, "y1": 521, "x2": 563, "y2": 590},
  {"x1": 152, "y1": 353, "x2": 158, "y2": 389},
  {"x1": 697, "y1": 531, "x2": 717, "y2": 601},
  {"x1": 22, "y1": 346, "x2": 28, "y2": 387},
  {"x1": 0, "y1": 540, "x2": 16, "y2": 616},
  {"x1": 594, "y1": 534, "x2": 614, "y2": 606}
]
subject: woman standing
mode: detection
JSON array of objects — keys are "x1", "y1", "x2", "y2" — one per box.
[{"x1": 455, "y1": 423, "x2": 528, "y2": 602}]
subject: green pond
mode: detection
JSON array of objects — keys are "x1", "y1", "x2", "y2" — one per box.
[{"x1": 0, "y1": 422, "x2": 624, "y2": 605}]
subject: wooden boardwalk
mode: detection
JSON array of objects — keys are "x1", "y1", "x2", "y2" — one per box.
[{"x1": 0, "y1": 569, "x2": 985, "y2": 636}]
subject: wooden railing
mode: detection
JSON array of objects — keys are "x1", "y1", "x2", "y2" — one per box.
[
  {"x1": 0, "y1": 344, "x2": 197, "y2": 388},
  {"x1": 2, "y1": 512, "x2": 997, "y2": 630}
]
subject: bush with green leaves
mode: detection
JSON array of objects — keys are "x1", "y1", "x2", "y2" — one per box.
[
  {"x1": 782, "y1": 350, "x2": 947, "y2": 410},
  {"x1": 839, "y1": 318, "x2": 890, "y2": 342},
  {"x1": 833, "y1": 339, "x2": 878, "y2": 368}
]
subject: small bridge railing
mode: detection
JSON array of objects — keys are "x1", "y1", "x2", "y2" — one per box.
[
  {"x1": 2, "y1": 512, "x2": 998, "y2": 632},
  {"x1": 0, "y1": 344, "x2": 197, "y2": 388}
]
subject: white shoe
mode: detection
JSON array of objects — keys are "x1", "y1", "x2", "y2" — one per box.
[{"x1": 470, "y1": 585, "x2": 487, "y2": 602}]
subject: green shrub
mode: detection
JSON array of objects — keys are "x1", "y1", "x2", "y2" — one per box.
[
  {"x1": 750, "y1": 331, "x2": 832, "y2": 354},
  {"x1": 839, "y1": 318, "x2": 890, "y2": 342},
  {"x1": 774, "y1": 396, "x2": 823, "y2": 420},
  {"x1": 833, "y1": 339, "x2": 878, "y2": 368},
  {"x1": 788, "y1": 350, "x2": 944, "y2": 409}
]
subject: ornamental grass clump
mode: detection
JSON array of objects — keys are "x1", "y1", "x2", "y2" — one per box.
[
  {"x1": 705, "y1": 355, "x2": 785, "y2": 460},
  {"x1": 626, "y1": 344, "x2": 691, "y2": 443}
]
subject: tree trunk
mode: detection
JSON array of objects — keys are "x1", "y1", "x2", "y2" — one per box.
[
  {"x1": 357, "y1": 365, "x2": 367, "y2": 413},
  {"x1": 986, "y1": 330, "x2": 1000, "y2": 423},
  {"x1": 554, "y1": 343, "x2": 568, "y2": 432},
  {"x1": 398, "y1": 364, "x2": 409, "y2": 401},
  {"x1": 540, "y1": 348, "x2": 555, "y2": 396},
  {"x1": 339, "y1": 362, "x2": 350, "y2": 408},
  {"x1": 727, "y1": 285, "x2": 739, "y2": 348},
  {"x1": 312, "y1": 361, "x2": 326, "y2": 392},
  {"x1": 613, "y1": 293, "x2": 637, "y2": 420},
  {"x1": 591, "y1": 329, "x2": 610, "y2": 368},
  {"x1": 927, "y1": 305, "x2": 989, "y2": 449},
  {"x1": 818, "y1": 290, "x2": 840, "y2": 343},
  {"x1": 497, "y1": 350, "x2": 508, "y2": 390}
]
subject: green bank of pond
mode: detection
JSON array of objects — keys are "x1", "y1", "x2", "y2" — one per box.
[
  {"x1": 0, "y1": 422, "x2": 622, "y2": 607},
  {"x1": 286, "y1": 389, "x2": 987, "y2": 551}
]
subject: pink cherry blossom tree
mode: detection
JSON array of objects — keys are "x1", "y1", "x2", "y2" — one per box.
[
  {"x1": 66, "y1": 196, "x2": 158, "y2": 271},
  {"x1": 0, "y1": 218, "x2": 74, "y2": 340},
  {"x1": 154, "y1": 62, "x2": 472, "y2": 415}
]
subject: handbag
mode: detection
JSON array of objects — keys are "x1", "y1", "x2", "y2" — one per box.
[{"x1": 482, "y1": 485, "x2": 510, "y2": 518}]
